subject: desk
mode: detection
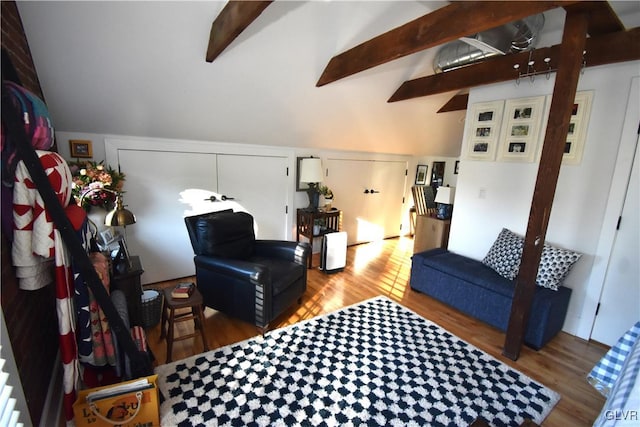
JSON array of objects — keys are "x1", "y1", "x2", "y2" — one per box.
[
  {"x1": 296, "y1": 208, "x2": 341, "y2": 268},
  {"x1": 111, "y1": 256, "x2": 144, "y2": 326}
]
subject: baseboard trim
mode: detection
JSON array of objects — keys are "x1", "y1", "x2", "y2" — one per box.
[{"x1": 40, "y1": 350, "x2": 63, "y2": 427}]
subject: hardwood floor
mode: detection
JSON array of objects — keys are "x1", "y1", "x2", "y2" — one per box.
[{"x1": 144, "y1": 237, "x2": 608, "y2": 426}]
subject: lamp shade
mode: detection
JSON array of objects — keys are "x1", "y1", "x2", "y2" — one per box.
[
  {"x1": 104, "y1": 196, "x2": 136, "y2": 226},
  {"x1": 434, "y1": 186, "x2": 456, "y2": 205},
  {"x1": 299, "y1": 158, "x2": 323, "y2": 183}
]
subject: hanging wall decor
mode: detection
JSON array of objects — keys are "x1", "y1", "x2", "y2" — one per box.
[
  {"x1": 560, "y1": 91, "x2": 593, "y2": 165},
  {"x1": 415, "y1": 164, "x2": 428, "y2": 185},
  {"x1": 497, "y1": 96, "x2": 546, "y2": 163},
  {"x1": 464, "y1": 100, "x2": 504, "y2": 161},
  {"x1": 70, "y1": 139, "x2": 93, "y2": 158}
]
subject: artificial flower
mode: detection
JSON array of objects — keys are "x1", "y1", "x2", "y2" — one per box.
[{"x1": 69, "y1": 160, "x2": 125, "y2": 210}]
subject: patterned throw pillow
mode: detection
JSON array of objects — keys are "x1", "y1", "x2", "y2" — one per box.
[
  {"x1": 482, "y1": 228, "x2": 524, "y2": 280},
  {"x1": 536, "y1": 244, "x2": 582, "y2": 291}
]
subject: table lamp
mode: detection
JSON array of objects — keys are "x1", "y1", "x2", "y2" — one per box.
[
  {"x1": 104, "y1": 193, "x2": 136, "y2": 227},
  {"x1": 300, "y1": 157, "x2": 323, "y2": 211},
  {"x1": 434, "y1": 186, "x2": 456, "y2": 220}
]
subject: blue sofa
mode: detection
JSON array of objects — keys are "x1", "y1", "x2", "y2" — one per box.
[{"x1": 410, "y1": 248, "x2": 572, "y2": 349}]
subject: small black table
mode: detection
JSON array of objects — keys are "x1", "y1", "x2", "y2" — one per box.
[{"x1": 111, "y1": 255, "x2": 144, "y2": 326}]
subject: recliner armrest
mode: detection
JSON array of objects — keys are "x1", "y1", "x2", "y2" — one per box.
[
  {"x1": 194, "y1": 255, "x2": 269, "y2": 283},
  {"x1": 254, "y1": 240, "x2": 311, "y2": 265}
]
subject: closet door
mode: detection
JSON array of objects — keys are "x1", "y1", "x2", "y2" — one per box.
[
  {"x1": 217, "y1": 154, "x2": 288, "y2": 239},
  {"x1": 324, "y1": 159, "x2": 371, "y2": 245},
  {"x1": 325, "y1": 159, "x2": 407, "y2": 245},
  {"x1": 590, "y1": 138, "x2": 639, "y2": 345},
  {"x1": 117, "y1": 149, "x2": 218, "y2": 284},
  {"x1": 368, "y1": 160, "x2": 407, "y2": 239}
]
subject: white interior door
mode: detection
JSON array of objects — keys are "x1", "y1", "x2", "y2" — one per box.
[
  {"x1": 117, "y1": 149, "x2": 218, "y2": 284},
  {"x1": 324, "y1": 159, "x2": 371, "y2": 245},
  {"x1": 217, "y1": 154, "x2": 288, "y2": 239},
  {"x1": 325, "y1": 159, "x2": 407, "y2": 245},
  {"x1": 368, "y1": 160, "x2": 407, "y2": 239},
  {"x1": 591, "y1": 138, "x2": 640, "y2": 346}
]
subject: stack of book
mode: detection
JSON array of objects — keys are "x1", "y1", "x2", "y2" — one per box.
[{"x1": 171, "y1": 282, "x2": 195, "y2": 299}]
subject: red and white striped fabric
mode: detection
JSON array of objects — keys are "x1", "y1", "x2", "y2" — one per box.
[
  {"x1": 12, "y1": 150, "x2": 72, "y2": 290},
  {"x1": 11, "y1": 151, "x2": 86, "y2": 424}
]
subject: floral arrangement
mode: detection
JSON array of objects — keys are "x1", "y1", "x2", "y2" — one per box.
[
  {"x1": 69, "y1": 160, "x2": 125, "y2": 210},
  {"x1": 319, "y1": 185, "x2": 333, "y2": 199}
]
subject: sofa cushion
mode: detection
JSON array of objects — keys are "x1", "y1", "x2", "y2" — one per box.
[
  {"x1": 536, "y1": 244, "x2": 582, "y2": 291},
  {"x1": 483, "y1": 228, "x2": 582, "y2": 290},
  {"x1": 421, "y1": 251, "x2": 515, "y2": 298},
  {"x1": 482, "y1": 228, "x2": 524, "y2": 280}
]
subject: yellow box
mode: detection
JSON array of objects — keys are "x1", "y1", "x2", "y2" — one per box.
[{"x1": 73, "y1": 375, "x2": 159, "y2": 427}]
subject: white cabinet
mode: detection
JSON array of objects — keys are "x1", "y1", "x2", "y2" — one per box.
[
  {"x1": 324, "y1": 158, "x2": 407, "y2": 245},
  {"x1": 106, "y1": 139, "x2": 291, "y2": 284}
]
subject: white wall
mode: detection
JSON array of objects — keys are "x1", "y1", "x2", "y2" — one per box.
[
  {"x1": 448, "y1": 61, "x2": 640, "y2": 338},
  {"x1": 20, "y1": 1, "x2": 466, "y2": 157},
  {"x1": 410, "y1": 156, "x2": 459, "y2": 188}
]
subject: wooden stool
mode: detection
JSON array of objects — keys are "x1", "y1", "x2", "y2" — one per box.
[{"x1": 160, "y1": 286, "x2": 209, "y2": 363}]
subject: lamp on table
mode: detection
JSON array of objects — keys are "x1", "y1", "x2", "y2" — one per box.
[
  {"x1": 104, "y1": 193, "x2": 137, "y2": 227},
  {"x1": 434, "y1": 186, "x2": 456, "y2": 220},
  {"x1": 299, "y1": 157, "x2": 323, "y2": 211},
  {"x1": 80, "y1": 188, "x2": 137, "y2": 272}
]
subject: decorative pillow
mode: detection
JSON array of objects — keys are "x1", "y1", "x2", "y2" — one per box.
[
  {"x1": 482, "y1": 228, "x2": 524, "y2": 280},
  {"x1": 536, "y1": 244, "x2": 582, "y2": 291}
]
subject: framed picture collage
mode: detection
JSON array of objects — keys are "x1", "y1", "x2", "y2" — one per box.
[{"x1": 464, "y1": 91, "x2": 593, "y2": 165}]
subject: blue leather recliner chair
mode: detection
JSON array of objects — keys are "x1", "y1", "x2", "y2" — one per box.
[{"x1": 184, "y1": 210, "x2": 311, "y2": 333}]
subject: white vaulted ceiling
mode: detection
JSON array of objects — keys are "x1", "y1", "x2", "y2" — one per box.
[{"x1": 15, "y1": 1, "x2": 640, "y2": 156}]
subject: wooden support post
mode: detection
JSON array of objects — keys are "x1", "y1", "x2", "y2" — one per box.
[{"x1": 502, "y1": 11, "x2": 588, "y2": 360}]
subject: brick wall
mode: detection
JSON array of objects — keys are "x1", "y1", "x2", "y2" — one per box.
[
  {"x1": 1, "y1": 2, "x2": 59, "y2": 426},
  {"x1": 1, "y1": 1, "x2": 44, "y2": 98}
]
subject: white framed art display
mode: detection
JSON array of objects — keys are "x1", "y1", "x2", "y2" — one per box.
[
  {"x1": 561, "y1": 90, "x2": 593, "y2": 165},
  {"x1": 497, "y1": 96, "x2": 546, "y2": 163},
  {"x1": 464, "y1": 100, "x2": 504, "y2": 161}
]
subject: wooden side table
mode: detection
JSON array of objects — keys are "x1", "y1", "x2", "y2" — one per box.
[
  {"x1": 413, "y1": 216, "x2": 451, "y2": 254},
  {"x1": 296, "y1": 208, "x2": 341, "y2": 268},
  {"x1": 160, "y1": 286, "x2": 209, "y2": 363},
  {"x1": 111, "y1": 255, "x2": 144, "y2": 326}
]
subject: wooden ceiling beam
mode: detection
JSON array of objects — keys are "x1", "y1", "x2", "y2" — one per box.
[
  {"x1": 316, "y1": 1, "x2": 577, "y2": 87},
  {"x1": 437, "y1": 93, "x2": 469, "y2": 113},
  {"x1": 563, "y1": 1, "x2": 625, "y2": 36},
  {"x1": 389, "y1": 27, "x2": 640, "y2": 102},
  {"x1": 206, "y1": 1, "x2": 273, "y2": 63}
]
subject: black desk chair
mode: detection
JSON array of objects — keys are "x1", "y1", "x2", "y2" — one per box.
[{"x1": 184, "y1": 210, "x2": 311, "y2": 333}]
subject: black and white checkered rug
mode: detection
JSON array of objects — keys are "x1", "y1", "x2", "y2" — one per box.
[{"x1": 156, "y1": 297, "x2": 559, "y2": 426}]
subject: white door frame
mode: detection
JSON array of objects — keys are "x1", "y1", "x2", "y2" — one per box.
[{"x1": 577, "y1": 76, "x2": 640, "y2": 340}]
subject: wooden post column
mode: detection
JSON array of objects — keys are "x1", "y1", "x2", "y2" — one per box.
[{"x1": 502, "y1": 11, "x2": 588, "y2": 360}]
